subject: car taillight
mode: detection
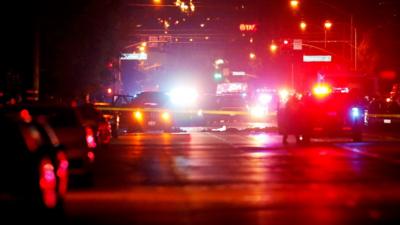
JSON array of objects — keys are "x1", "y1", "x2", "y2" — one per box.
[
  {"x1": 39, "y1": 158, "x2": 57, "y2": 208},
  {"x1": 56, "y1": 152, "x2": 69, "y2": 196},
  {"x1": 85, "y1": 127, "x2": 97, "y2": 149},
  {"x1": 250, "y1": 106, "x2": 267, "y2": 118},
  {"x1": 87, "y1": 151, "x2": 95, "y2": 162}
]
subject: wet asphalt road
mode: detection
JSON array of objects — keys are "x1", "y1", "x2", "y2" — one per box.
[{"x1": 64, "y1": 131, "x2": 400, "y2": 225}]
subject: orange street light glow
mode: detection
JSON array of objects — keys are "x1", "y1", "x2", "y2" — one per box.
[
  {"x1": 270, "y1": 43, "x2": 278, "y2": 53},
  {"x1": 300, "y1": 21, "x2": 307, "y2": 31},
  {"x1": 324, "y1": 20, "x2": 333, "y2": 30},
  {"x1": 290, "y1": 0, "x2": 300, "y2": 9},
  {"x1": 153, "y1": 0, "x2": 162, "y2": 4}
]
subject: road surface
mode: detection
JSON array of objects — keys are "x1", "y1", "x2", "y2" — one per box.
[{"x1": 64, "y1": 131, "x2": 400, "y2": 225}]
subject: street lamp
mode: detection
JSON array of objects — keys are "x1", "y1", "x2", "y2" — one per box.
[
  {"x1": 153, "y1": 0, "x2": 162, "y2": 5},
  {"x1": 289, "y1": 0, "x2": 357, "y2": 71},
  {"x1": 324, "y1": 20, "x2": 333, "y2": 30},
  {"x1": 324, "y1": 20, "x2": 332, "y2": 48},
  {"x1": 269, "y1": 43, "x2": 278, "y2": 54},
  {"x1": 249, "y1": 52, "x2": 256, "y2": 60},
  {"x1": 300, "y1": 21, "x2": 307, "y2": 31},
  {"x1": 290, "y1": 0, "x2": 300, "y2": 10}
]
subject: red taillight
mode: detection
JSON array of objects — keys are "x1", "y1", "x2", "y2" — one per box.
[
  {"x1": 87, "y1": 151, "x2": 95, "y2": 162},
  {"x1": 39, "y1": 158, "x2": 57, "y2": 208},
  {"x1": 98, "y1": 122, "x2": 112, "y2": 144},
  {"x1": 56, "y1": 152, "x2": 69, "y2": 196},
  {"x1": 85, "y1": 127, "x2": 97, "y2": 149}
]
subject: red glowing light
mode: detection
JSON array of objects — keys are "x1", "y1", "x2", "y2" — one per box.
[
  {"x1": 88, "y1": 151, "x2": 95, "y2": 162},
  {"x1": 85, "y1": 127, "x2": 97, "y2": 149},
  {"x1": 39, "y1": 158, "x2": 57, "y2": 208}
]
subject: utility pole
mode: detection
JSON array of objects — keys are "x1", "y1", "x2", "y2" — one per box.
[
  {"x1": 354, "y1": 28, "x2": 357, "y2": 71},
  {"x1": 33, "y1": 29, "x2": 40, "y2": 101}
]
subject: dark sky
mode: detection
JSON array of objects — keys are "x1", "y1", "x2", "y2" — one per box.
[{"x1": 0, "y1": 0, "x2": 399, "y2": 97}]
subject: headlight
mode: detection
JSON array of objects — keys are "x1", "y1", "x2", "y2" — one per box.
[
  {"x1": 169, "y1": 87, "x2": 199, "y2": 107},
  {"x1": 133, "y1": 111, "x2": 143, "y2": 121},
  {"x1": 161, "y1": 112, "x2": 171, "y2": 121},
  {"x1": 250, "y1": 106, "x2": 267, "y2": 118},
  {"x1": 278, "y1": 89, "x2": 290, "y2": 102},
  {"x1": 258, "y1": 93, "x2": 272, "y2": 105}
]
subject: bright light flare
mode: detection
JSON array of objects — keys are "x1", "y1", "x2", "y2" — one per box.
[
  {"x1": 169, "y1": 87, "x2": 199, "y2": 107},
  {"x1": 249, "y1": 52, "x2": 256, "y2": 60},
  {"x1": 161, "y1": 112, "x2": 171, "y2": 122},
  {"x1": 153, "y1": 0, "x2": 162, "y2": 4},
  {"x1": 324, "y1": 20, "x2": 333, "y2": 30},
  {"x1": 279, "y1": 89, "x2": 290, "y2": 101},
  {"x1": 270, "y1": 43, "x2": 278, "y2": 53},
  {"x1": 134, "y1": 111, "x2": 143, "y2": 121},
  {"x1": 313, "y1": 84, "x2": 332, "y2": 97},
  {"x1": 215, "y1": 58, "x2": 224, "y2": 65},
  {"x1": 107, "y1": 88, "x2": 112, "y2": 94},
  {"x1": 250, "y1": 106, "x2": 268, "y2": 118},
  {"x1": 258, "y1": 93, "x2": 273, "y2": 105},
  {"x1": 300, "y1": 21, "x2": 307, "y2": 31},
  {"x1": 290, "y1": 0, "x2": 300, "y2": 9},
  {"x1": 351, "y1": 107, "x2": 361, "y2": 118}
]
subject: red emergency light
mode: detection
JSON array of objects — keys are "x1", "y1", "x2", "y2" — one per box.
[{"x1": 312, "y1": 84, "x2": 331, "y2": 98}]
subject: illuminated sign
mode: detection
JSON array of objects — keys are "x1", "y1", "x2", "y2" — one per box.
[
  {"x1": 148, "y1": 35, "x2": 172, "y2": 43},
  {"x1": 239, "y1": 24, "x2": 257, "y2": 32},
  {"x1": 216, "y1": 82, "x2": 248, "y2": 95},
  {"x1": 303, "y1": 55, "x2": 332, "y2": 62},
  {"x1": 293, "y1": 39, "x2": 302, "y2": 50},
  {"x1": 232, "y1": 71, "x2": 246, "y2": 76},
  {"x1": 121, "y1": 53, "x2": 148, "y2": 60}
]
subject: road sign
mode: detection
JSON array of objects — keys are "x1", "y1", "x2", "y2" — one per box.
[
  {"x1": 121, "y1": 53, "x2": 148, "y2": 60},
  {"x1": 148, "y1": 35, "x2": 172, "y2": 43},
  {"x1": 303, "y1": 55, "x2": 332, "y2": 62},
  {"x1": 232, "y1": 71, "x2": 246, "y2": 76},
  {"x1": 239, "y1": 24, "x2": 257, "y2": 32},
  {"x1": 293, "y1": 39, "x2": 302, "y2": 50}
]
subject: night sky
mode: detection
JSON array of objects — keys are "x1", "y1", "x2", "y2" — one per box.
[{"x1": 0, "y1": 0, "x2": 399, "y2": 98}]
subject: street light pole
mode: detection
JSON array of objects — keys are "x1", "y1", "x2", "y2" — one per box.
[
  {"x1": 354, "y1": 28, "x2": 357, "y2": 71},
  {"x1": 291, "y1": 1, "x2": 357, "y2": 71},
  {"x1": 33, "y1": 30, "x2": 40, "y2": 101}
]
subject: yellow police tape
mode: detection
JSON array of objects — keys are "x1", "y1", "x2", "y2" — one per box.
[
  {"x1": 96, "y1": 106, "x2": 400, "y2": 119},
  {"x1": 367, "y1": 114, "x2": 400, "y2": 119},
  {"x1": 95, "y1": 106, "x2": 277, "y2": 117}
]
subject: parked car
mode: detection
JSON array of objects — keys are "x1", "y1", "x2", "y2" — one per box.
[
  {"x1": 0, "y1": 108, "x2": 68, "y2": 219},
  {"x1": 119, "y1": 91, "x2": 175, "y2": 133},
  {"x1": 7, "y1": 104, "x2": 98, "y2": 184}
]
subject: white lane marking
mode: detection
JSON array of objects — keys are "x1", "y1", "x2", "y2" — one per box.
[
  {"x1": 205, "y1": 132, "x2": 238, "y2": 149},
  {"x1": 341, "y1": 145, "x2": 400, "y2": 165}
]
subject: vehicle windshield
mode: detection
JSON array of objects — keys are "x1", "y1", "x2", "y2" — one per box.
[{"x1": 132, "y1": 92, "x2": 171, "y2": 108}]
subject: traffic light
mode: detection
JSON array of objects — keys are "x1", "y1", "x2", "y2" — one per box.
[{"x1": 214, "y1": 72, "x2": 223, "y2": 81}]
